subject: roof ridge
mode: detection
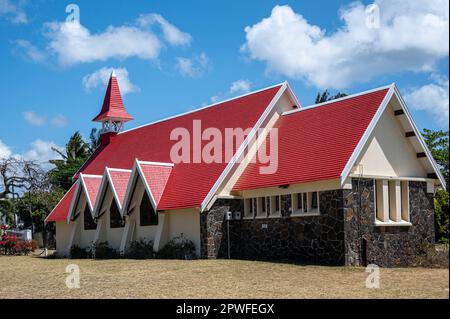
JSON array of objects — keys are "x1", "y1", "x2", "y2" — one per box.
[
  {"x1": 282, "y1": 83, "x2": 394, "y2": 116},
  {"x1": 119, "y1": 82, "x2": 286, "y2": 135}
]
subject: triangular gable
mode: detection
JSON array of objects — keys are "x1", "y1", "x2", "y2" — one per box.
[
  {"x1": 67, "y1": 174, "x2": 102, "y2": 222},
  {"x1": 341, "y1": 84, "x2": 446, "y2": 189},
  {"x1": 122, "y1": 159, "x2": 173, "y2": 214},
  {"x1": 92, "y1": 168, "x2": 132, "y2": 217},
  {"x1": 45, "y1": 183, "x2": 78, "y2": 223}
]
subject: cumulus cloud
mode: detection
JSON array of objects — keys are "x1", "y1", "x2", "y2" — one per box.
[
  {"x1": 0, "y1": 139, "x2": 62, "y2": 170},
  {"x1": 23, "y1": 13, "x2": 192, "y2": 66},
  {"x1": 405, "y1": 76, "x2": 449, "y2": 128},
  {"x1": 137, "y1": 13, "x2": 192, "y2": 46},
  {"x1": 229, "y1": 80, "x2": 252, "y2": 94},
  {"x1": 82, "y1": 67, "x2": 138, "y2": 96},
  {"x1": 0, "y1": 0, "x2": 27, "y2": 24},
  {"x1": 242, "y1": 1, "x2": 449, "y2": 88},
  {"x1": 175, "y1": 53, "x2": 210, "y2": 78}
]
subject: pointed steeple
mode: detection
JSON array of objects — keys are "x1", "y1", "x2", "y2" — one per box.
[{"x1": 93, "y1": 71, "x2": 133, "y2": 133}]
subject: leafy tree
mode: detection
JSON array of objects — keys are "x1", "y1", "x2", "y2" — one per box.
[
  {"x1": 422, "y1": 129, "x2": 449, "y2": 244},
  {"x1": 0, "y1": 199, "x2": 14, "y2": 224},
  {"x1": 315, "y1": 90, "x2": 348, "y2": 104},
  {"x1": 48, "y1": 131, "x2": 90, "y2": 191},
  {"x1": 88, "y1": 128, "x2": 101, "y2": 155}
]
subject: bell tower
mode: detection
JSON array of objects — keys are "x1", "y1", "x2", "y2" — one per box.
[{"x1": 93, "y1": 71, "x2": 133, "y2": 137}]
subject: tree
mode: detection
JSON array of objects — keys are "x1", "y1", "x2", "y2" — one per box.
[
  {"x1": 422, "y1": 129, "x2": 449, "y2": 244},
  {"x1": 0, "y1": 199, "x2": 14, "y2": 224},
  {"x1": 88, "y1": 128, "x2": 101, "y2": 155},
  {"x1": 315, "y1": 90, "x2": 348, "y2": 104},
  {"x1": 0, "y1": 157, "x2": 45, "y2": 199},
  {"x1": 48, "y1": 131, "x2": 90, "y2": 191}
]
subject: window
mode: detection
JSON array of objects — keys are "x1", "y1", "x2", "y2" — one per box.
[
  {"x1": 303, "y1": 193, "x2": 308, "y2": 213},
  {"x1": 83, "y1": 205, "x2": 96, "y2": 230},
  {"x1": 375, "y1": 179, "x2": 410, "y2": 224},
  {"x1": 291, "y1": 193, "x2": 303, "y2": 215},
  {"x1": 256, "y1": 197, "x2": 268, "y2": 218},
  {"x1": 110, "y1": 199, "x2": 124, "y2": 228},
  {"x1": 140, "y1": 191, "x2": 158, "y2": 226},
  {"x1": 261, "y1": 197, "x2": 266, "y2": 213},
  {"x1": 270, "y1": 196, "x2": 281, "y2": 217}
]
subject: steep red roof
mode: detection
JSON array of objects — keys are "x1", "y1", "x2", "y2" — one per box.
[
  {"x1": 82, "y1": 175, "x2": 103, "y2": 210},
  {"x1": 138, "y1": 162, "x2": 173, "y2": 206},
  {"x1": 108, "y1": 169, "x2": 132, "y2": 207},
  {"x1": 76, "y1": 85, "x2": 281, "y2": 212},
  {"x1": 45, "y1": 183, "x2": 77, "y2": 222},
  {"x1": 93, "y1": 73, "x2": 133, "y2": 122},
  {"x1": 233, "y1": 88, "x2": 390, "y2": 191}
]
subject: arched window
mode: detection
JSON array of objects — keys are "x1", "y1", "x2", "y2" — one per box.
[
  {"x1": 84, "y1": 205, "x2": 96, "y2": 230},
  {"x1": 110, "y1": 199, "x2": 124, "y2": 228},
  {"x1": 140, "y1": 191, "x2": 158, "y2": 226}
]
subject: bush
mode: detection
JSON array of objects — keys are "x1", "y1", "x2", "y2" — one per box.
[
  {"x1": 124, "y1": 239, "x2": 154, "y2": 259},
  {"x1": 0, "y1": 235, "x2": 36, "y2": 255},
  {"x1": 157, "y1": 234, "x2": 196, "y2": 260},
  {"x1": 93, "y1": 241, "x2": 119, "y2": 259},
  {"x1": 414, "y1": 243, "x2": 449, "y2": 268},
  {"x1": 70, "y1": 245, "x2": 91, "y2": 259}
]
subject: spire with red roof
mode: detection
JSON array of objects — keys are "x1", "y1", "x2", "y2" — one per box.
[{"x1": 93, "y1": 70, "x2": 133, "y2": 136}]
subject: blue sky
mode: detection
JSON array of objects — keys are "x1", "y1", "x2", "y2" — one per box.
[{"x1": 0, "y1": 0, "x2": 448, "y2": 166}]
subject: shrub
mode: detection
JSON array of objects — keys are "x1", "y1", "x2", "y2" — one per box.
[
  {"x1": 157, "y1": 234, "x2": 196, "y2": 260},
  {"x1": 93, "y1": 241, "x2": 119, "y2": 259},
  {"x1": 124, "y1": 239, "x2": 155, "y2": 259},
  {"x1": 414, "y1": 243, "x2": 449, "y2": 268},
  {"x1": 0, "y1": 235, "x2": 18, "y2": 255},
  {"x1": 70, "y1": 245, "x2": 91, "y2": 259},
  {"x1": 0, "y1": 235, "x2": 37, "y2": 256}
]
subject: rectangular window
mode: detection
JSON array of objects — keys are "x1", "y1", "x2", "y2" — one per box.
[
  {"x1": 261, "y1": 197, "x2": 266, "y2": 213},
  {"x1": 256, "y1": 197, "x2": 266, "y2": 218},
  {"x1": 83, "y1": 205, "x2": 96, "y2": 230},
  {"x1": 303, "y1": 193, "x2": 308, "y2": 213},
  {"x1": 140, "y1": 192, "x2": 158, "y2": 226},
  {"x1": 401, "y1": 181, "x2": 410, "y2": 222},
  {"x1": 307, "y1": 192, "x2": 320, "y2": 214},
  {"x1": 270, "y1": 196, "x2": 281, "y2": 217}
]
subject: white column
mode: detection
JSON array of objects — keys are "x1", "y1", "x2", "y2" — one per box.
[
  {"x1": 376, "y1": 180, "x2": 390, "y2": 222},
  {"x1": 389, "y1": 180, "x2": 402, "y2": 222}
]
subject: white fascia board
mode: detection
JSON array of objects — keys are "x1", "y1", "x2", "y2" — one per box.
[
  {"x1": 393, "y1": 86, "x2": 446, "y2": 189},
  {"x1": 137, "y1": 160, "x2": 174, "y2": 167},
  {"x1": 66, "y1": 179, "x2": 82, "y2": 224},
  {"x1": 121, "y1": 160, "x2": 140, "y2": 217},
  {"x1": 200, "y1": 82, "x2": 288, "y2": 212},
  {"x1": 136, "y1": 161, "x2": 158, "y2": 212},
  {"x1": 91, "y1": 168, "x2": 110, "y2": 218},
  {"x1": 340, "y1": 84, "x2": 396, "y2": 186}
]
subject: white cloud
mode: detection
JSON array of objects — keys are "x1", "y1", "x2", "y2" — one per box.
[
  {"x1": 51, "y1": 114, "x2": 67, "y2": 128},
  {"x1": 230, "y1": 80, "x2": 252, "y2": 94},
  {"x1": 137, "y1": 13, "x2": 192, "y2": 46},
  {"x1": 175, "y1": 53, "x2": 210, "y2": 78},
  {"x1": 34, "y1": 13, "x2": 191, "y2": 66},
  {"x1": 405, "y1": 76, "x2": 449, "y2": 128},
  {"x1": 22, "y1": 140, "x2": 62, "y2": 166},
  {"x1": 0, "y1": 0, "x2": 27, "y2": 24},
  {"x1": 242, "y1": 1, "x2": 449, "y2": 89},
  {"x1": 23, "y1": 111, "x2": 67, "y2": 128},
  {"x1": 23, "y1": 111, "x2": 47, "y2": 126},
  {"x1": 0, "y1": 140, "x2": 12, "y2": 159},
  {"x1": 0, "y1": 139, "x2": 62, "y2": 170},
  {"x1": 82, "y1": 67, "x2": 138, "y2": 96},
  {"x1": 13, "y1": 40, "x2": 47, "y2": 63}
]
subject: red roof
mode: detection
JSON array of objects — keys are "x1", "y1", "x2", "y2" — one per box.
[
  {"x1": 77, "y1": 85, "x2": 281, "y2": 212},
  {"x1": 233, "y1": 88, "x2": 390, "y2": 191},
  {"x1": 93, "y1": 73, "x2": 133, "y2": 122},
  {"x1": 108, "y1": 169, "x2": 132, "y2": 207},
  {"x1": 45, "y1": 183, "x2": 77, "y2": 222},
  {"x1": 138, "y1": 162, "x2": 173, "y2": 206},
  {"x1": 81, "y1": 175, "x2": 103, "y2": 210}
]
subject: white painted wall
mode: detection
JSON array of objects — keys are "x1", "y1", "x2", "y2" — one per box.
[
  {"x1": 95, "y1": 188, "x2": 124, "y2": 250},
  {"x1": 55, "y1": 221, "x2": 73, "y2": 257},
  {"x1": 353, "y1": 104, "x2": 427, "y2": 178}
]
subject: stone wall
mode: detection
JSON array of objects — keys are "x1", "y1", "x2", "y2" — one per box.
[
  {"x1": 202, "y1": 191, "x2": 346, "y2": 265},
  {"x1": 201, "y1": 180, "x2": 435, "y2": 266},
  {"x1": 343, "y1": 178, "x2": 435, "y2": 267}
]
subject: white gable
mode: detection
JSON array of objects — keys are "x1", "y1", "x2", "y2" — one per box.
[{"x1": 352, "y1": 103, "x2": 427, "y2": 178}]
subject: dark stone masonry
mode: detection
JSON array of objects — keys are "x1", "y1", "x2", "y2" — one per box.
[{"x1": 200, "y1": 179, "x2": 435, "y2": 267}]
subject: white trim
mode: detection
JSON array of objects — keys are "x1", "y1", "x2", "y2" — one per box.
[
  {"x1": 340, "y1": 84, "x2": 396, "y2": 186},
  {"x1": 121, "y1": 160, "x2": 140, "y2": 216},
  {"x1": 80, "y1": 173, "x2": 103, "y2": 214},
  {"x1": 91, "y1": 171, "x2": 109, "y2": 218},
  {"x1": 137, "y1": 160, "x2": 174, "y2": 167},
  {"x1": 200, "y1": 82, "x2": 289, "y2": 212},
  {"x1": 120, "y1": 82, "x2": 287, "y2": 135},
  {"x1": 107, "y1": 167, "x2": 133, "y2": 173},
  {"x1": 349, "y1": 174, "x2": 435, "y2": 183},
  {"x1": 136, "y1": 160, "x2": 158, "y2": 211},
  {"x1": 66, "y1": 180, "x2": 82, "y2": 224},
  {"x1": 290, "y1": 212, "x2": 321, "y2": 218},
  {"x1": 375, "y1": 221, "x2": 412, "y2": 227},
  {"x1": 282, "y1": 84, "x2": 393, "y2": 116},
  {"x1": 393, "y1": 86, "x2": 446, "y2": 189}
]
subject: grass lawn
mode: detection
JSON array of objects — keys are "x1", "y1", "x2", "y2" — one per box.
[{"x1": 0, "y1": 255, "x2": 448, "y2": 299}]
